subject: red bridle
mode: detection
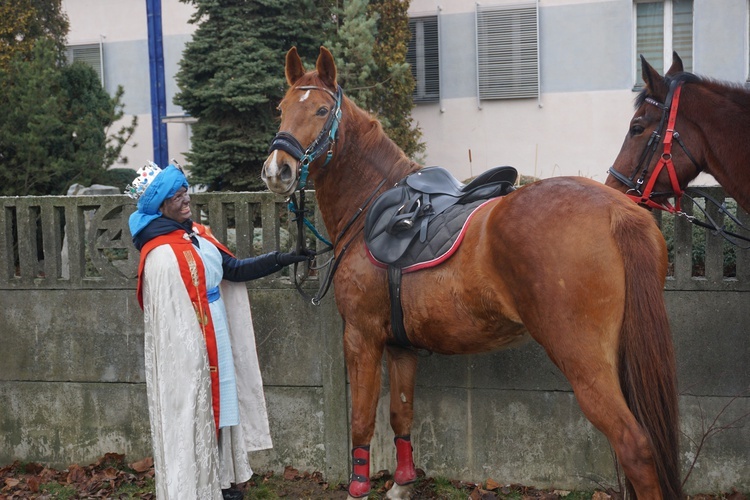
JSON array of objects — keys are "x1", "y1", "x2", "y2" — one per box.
[
  {"x1": 628, "y1": 84, "x2": 685, "y2": 212},
  {"x1": 609, "y1": 80, "x2": 700, "y2": 213}
]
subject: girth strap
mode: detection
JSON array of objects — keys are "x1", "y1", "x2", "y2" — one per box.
[{"x1": 387, "y1": 266, "x2": 412, "y2": 348}]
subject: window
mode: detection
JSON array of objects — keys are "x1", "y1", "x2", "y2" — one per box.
[
  {"x1": 635, "y1": 0, "x2": 693, "y2": 81},
  {"x1": 407, "y1": 15, "x2": 440, "y2": 103},
  {"x1": 475, "y1": 2, "x2": 539, "y2": 101},
  {"x1": 66, "y1": 42, "x2": 104, "y2": 86}
]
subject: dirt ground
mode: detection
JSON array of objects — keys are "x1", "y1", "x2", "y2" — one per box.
[{"x1": 0, "y1": 454, "x2": 747, "y2": 499}]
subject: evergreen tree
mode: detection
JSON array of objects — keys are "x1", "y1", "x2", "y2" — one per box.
[
  {"x1": 326, "y1": 0, "x2": 379, "y2": 107},
  {"x1": 0, "y1": 40, "x2": 136, "y2": 195},
  {"x1": 175, "y1": 0, "x2": 336, "y2": 191},
  {"x1": 327, "y1": 0, "x2": 423, "y2": 160},
  {"x1": 368, "y1": 0, "x2": 424, "y2": 159}
]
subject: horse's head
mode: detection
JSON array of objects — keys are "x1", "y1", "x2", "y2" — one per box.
[
  {"x1": 262, "y1": 46, "x2": 342, "y2": 197},
  {"x1": 606, "y1": 52, "x2": 704, "y2": 211}
]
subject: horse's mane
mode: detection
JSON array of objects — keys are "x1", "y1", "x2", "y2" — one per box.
[
  {"x1": 636, "y1": 71, "x2": 750, "y2": 110},
  {"x1": 338, "y1": 85, "x2": 419, "y2": 179}
]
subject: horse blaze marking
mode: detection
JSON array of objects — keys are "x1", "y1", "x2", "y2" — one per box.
[{"x1": 266, "y1": 151, "x2": 279, "y2": 173}]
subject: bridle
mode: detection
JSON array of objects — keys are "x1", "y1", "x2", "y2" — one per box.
[
  {"x1": 608, "y1": 78, "x2": 701, "y2": 213},
  {"x1": 268, "y1": 85, "x2": 343, "y2": 190},
  {"x1": 609, "y1": 78, "x2": 750, "y2": 246},
  {"x1": 267, "y1": 84, "x2": 388, "y2": 304}
]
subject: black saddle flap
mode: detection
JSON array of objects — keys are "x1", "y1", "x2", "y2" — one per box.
[
  {"x1": 365, "y1": 186, "x2": 417, "y2": 263},
  {"x1": 364, "y1": 165, "x2": 517, "y2": 267}
]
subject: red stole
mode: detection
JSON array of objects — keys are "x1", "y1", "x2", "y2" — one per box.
[{"x1": 136, "y1": 223, "x2": 233, "y2": 433}]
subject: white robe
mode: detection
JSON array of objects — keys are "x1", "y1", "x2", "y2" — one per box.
[{"x1": 141, "y1": 244, "x2": 273, "y2": 499}]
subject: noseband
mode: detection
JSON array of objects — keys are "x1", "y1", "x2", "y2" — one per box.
[
  {"x1": 268, "y1": 85, "x2": 343, "y2": 189},
  {"x1": 608, "y1": 79, "x2": 701, "y2": 213}
]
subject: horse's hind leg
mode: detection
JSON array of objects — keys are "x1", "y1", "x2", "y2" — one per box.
[
  {"x1": 545, "y1": 338, "x2": 663, "y2": 499},
  {"x1": 570, "y1": 368, "x2": 663, "y2": 499}
]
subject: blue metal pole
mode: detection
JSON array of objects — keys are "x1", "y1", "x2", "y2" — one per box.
[{"x1": 146, "y1": 0, "x2": 169, "y2": 167}]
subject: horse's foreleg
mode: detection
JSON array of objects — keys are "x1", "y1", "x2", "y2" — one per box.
[
  {"x1": 386, "y1": 345, "x2": 418, "y2": 487},
  {"x1": 345, "y1": 332, "x2": 385, "y2": 499}
]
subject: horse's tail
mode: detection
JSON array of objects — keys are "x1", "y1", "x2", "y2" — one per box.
[{"x1": 612, "y1": 207, "x2": 682, "y2": 499}]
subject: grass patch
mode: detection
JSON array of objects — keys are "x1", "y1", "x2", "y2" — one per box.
[
  {"x1": 115, "y1": 477, "x2": 155, "y2": 497},
  {"x1": 39, "y1": 482, "x2": 76, "y2": 499}
]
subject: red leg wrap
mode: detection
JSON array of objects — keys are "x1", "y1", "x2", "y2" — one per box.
[
  {"x1": 348, "y1": 445, "x2": 371, "y2": 498},
  {"x1": 393, "y1": 435, "x2": 417, "y2": 485}
]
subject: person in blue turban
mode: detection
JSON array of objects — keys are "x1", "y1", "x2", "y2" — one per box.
[{"x1": 127, "y1": 162, "x2": 310, "y2": 500}]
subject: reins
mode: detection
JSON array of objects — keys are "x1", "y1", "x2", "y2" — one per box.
[
  {"x1": 290, "y1": 177, "x2": 388, "y2": 305},
  {"x1": 681, "y1": 188, "x2": 750, "y2": 248}
]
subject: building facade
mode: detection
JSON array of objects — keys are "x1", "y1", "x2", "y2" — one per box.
[{"x1": 63, "y1": 0, "x2": 750, "y2": 184}]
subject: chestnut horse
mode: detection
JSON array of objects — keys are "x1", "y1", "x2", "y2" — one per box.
[
  {"x1": 263, "y1": 47, "x2": 680, "y2": 500},
  {"x1": 607, "y1": 52, "x2": 750, "y2": 214}
]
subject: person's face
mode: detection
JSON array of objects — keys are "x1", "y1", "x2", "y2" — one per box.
[{"x1": 160, "y1": 187, "x2": 191, "y2": 223}]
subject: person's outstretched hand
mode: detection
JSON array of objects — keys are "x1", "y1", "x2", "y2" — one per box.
[{"x1": 276, "y1": 250, "x2": 314, "y2": 267}]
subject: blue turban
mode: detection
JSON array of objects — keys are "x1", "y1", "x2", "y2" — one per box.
[{"x1": 128, "y1": 165, "x2": 189, "y2": 238}]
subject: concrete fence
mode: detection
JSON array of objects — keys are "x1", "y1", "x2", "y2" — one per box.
[{"x1": 0, "y1": 188, "x2": 748, "y2": 494}]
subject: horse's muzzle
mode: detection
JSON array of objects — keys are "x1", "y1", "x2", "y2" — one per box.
[{"x1": 262, "y1": 151, "x2": 298, "y2": 197}]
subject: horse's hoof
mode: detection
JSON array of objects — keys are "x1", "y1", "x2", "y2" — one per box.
[
  {"x1": 386, "y1": 482, "x2": 413, "y2": 499},
  {"x1": 393, "y1": 464, "x2": 417, "y2": 485},
  {"x1": 347, "y1": 480, "x2": 371, "y2": 499}
]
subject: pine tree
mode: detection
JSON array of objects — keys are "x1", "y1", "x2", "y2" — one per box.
[
  {"x1": 327, "y1": 0, "x2": 424, "y2": 160},
  {"x1": 174, "y1": 0, "x2": 336, "y2": 191}
]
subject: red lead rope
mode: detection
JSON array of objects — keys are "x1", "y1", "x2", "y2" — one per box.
[{"x1": 628, "y1": 84, "x2": 685, "y2": 213}]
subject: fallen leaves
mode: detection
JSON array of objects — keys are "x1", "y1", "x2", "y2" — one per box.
[{"x1": 0, "y1": 453, "x2": 155, "y2": 499}]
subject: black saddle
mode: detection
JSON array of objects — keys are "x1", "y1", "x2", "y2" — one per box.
[{"x1": 365, "y1": 166, "x2": 517, "y2": 266}]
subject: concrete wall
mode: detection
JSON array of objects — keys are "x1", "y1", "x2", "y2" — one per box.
[{"x1": 0, "y1": 191, "x2": 748, "y2": 493}]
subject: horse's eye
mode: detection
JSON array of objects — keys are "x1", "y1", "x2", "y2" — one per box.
[
  {"x1": 316, "y1": 107, "x2": 329, "y2": 117},
  {"x1": 630, "y1": 125, "x2": 645, "y2": 137}
]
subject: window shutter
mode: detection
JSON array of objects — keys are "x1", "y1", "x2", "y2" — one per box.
[
  {"x1": 407, "y1": 15, "x2": 440, "y2": 103},
  {"x1": 475, "y1": 2, "x2": 539, "y2": 101},
  {"x1": 636, "y1": 2, "x2": 664, "y2": 74},
  {"x1": 672, "y1": 0, "x2": 693, "y2": 71},
  {"x1": 67, "y1": 43, "x2": 104, "y2": 86}
]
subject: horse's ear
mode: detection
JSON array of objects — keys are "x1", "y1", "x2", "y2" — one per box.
[
  {"x1": 316, "y1": 46, "x2": 338, "y2": 89},
  {"x1": 285, "y1": 47, "x2": 306, "y2": 86},
  {"x1": 665, "y1": 51, "x2": 684, "y2": 77},
  {"x1": 641, "y1": 55, "x2": 668, "y2": 99}
]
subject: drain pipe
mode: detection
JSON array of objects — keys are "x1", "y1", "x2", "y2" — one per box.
[{"x1": 146, "y1": 0, "x2": 169, "y2": 167}]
